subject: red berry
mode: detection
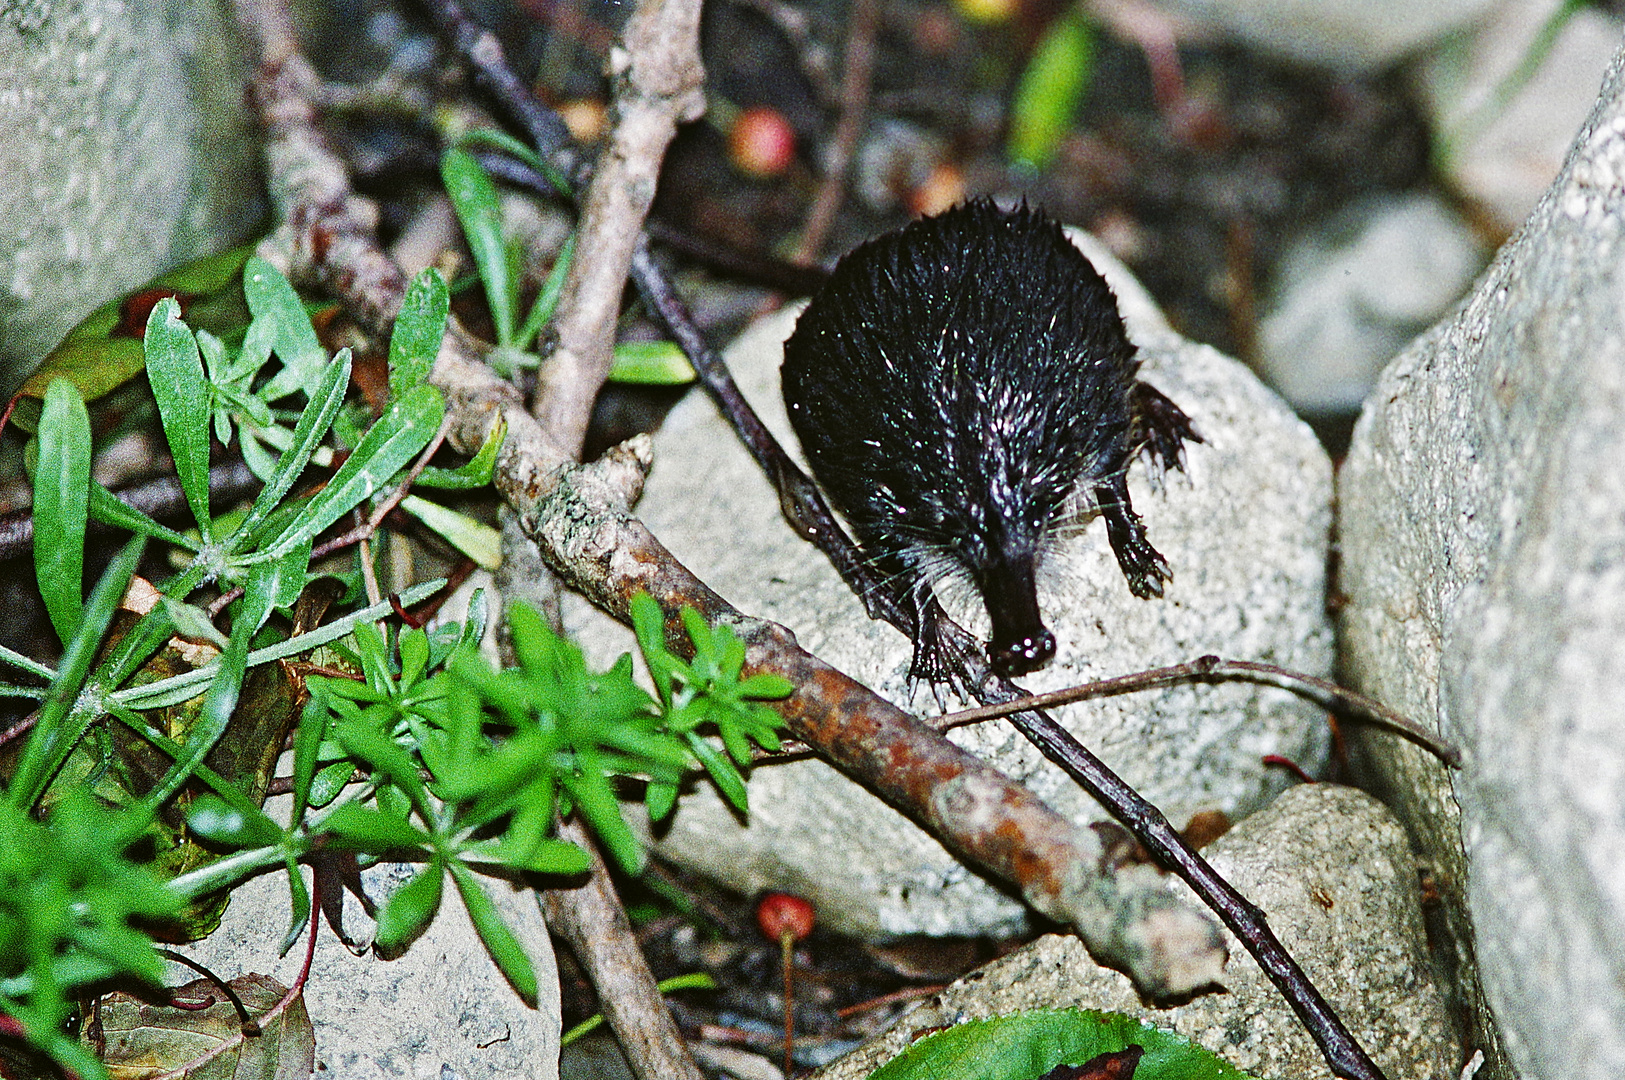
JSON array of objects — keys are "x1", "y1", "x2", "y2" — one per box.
[
  {"x1": 729, "y1": 107, "x2": 797, "y2": 179},
  {"x1": 756, "y1": 891, "x2": 815, "y2": 943}
]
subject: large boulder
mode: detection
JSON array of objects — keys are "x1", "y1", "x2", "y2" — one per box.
[
  {"x1": 1340, "y1": 38, "x2": 1625, "y2": 1080},
  {"x1": 0, "y1": 0, "x2": 263, "y2": 393},
  {"x1": 809, "y1": 785, "x2": 1457, "y2": 1080}
]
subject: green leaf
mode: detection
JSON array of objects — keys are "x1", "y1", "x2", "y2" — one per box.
[
  {"x1": 414, "y1": 413, "x2": 504, "y2": 490},
  {"x1": 280, "y1": 855, "x2": 312, "y2": 955},
  {"x1": 321, "y1": 801, "x2": 432, "y2": 852},
  {"x1": 687, "y1": 735, "x2": 749, "y2": 814},
  {"x1": 454, "y1": 126, "x2": 574, "y2": 197},
  {"x1": 143, "y1": 299, "x2": 215, "y2": 540},
  {"x1": 186, "y1": 794, "x2": 283, "y2": 848},
  {"x1": 135, "y1": 557, "x2": 279, "y2": 816},
  {"x1": 159, "y1": 597, "x2": 230, "y2": 650},
  {"x1": 447, "y1": 859, "x2": 537, "y2": 1002},
  {"x1": 1008, "y1": 12, "x2": 1095, "y2": 171},
  {"x1": 400, "y1": 495, "x2": 502, "y2": 570},
  {"x1": 514, "y1": 231, "x2": 575, "y2": 352},
  {"x1": 88, "y1": 480, "x2": 198, "y2": 550},
  {"x1": 442, "y1": 148, "x2": 517, "y2": 346},
  {"x1": 629, "y1": 592, "x2": 676, "y2": 706},
  {"x1": 8, "y1": 537, "x2": 145, "y2": 810},
  {"x1": 375, "y1": 857, "x2": 445, "y2": 950},
  {"x1": 291, "y1": 697, "x2": 327, "y2": 822},
  {"x1": 645, "y1": 779, "x2": 679, "y2": 824},
  {"x1": 559, "y1": 973, "x2": 716, "y2": 1047},
  {"x1": 736, "y1": 672, "x2": 795, "y2": 699},
  {"x1": 271, "y1": 383, "x2": 444, "y2": 552},
  {"x1": 566, "y1": 760, "x2": 642, "y2": 874},
  {"x1": 251, "y1": 538, "x2": 313, "y2": 613},
  {"x1": 332, "y1": 714, "x2": 429, "y2": 811},
  {"x1": 246, "y1": 257, "x2": 330, "y2": 402},
  {"x1": 399, "y1": 627, "x2": 430, "y2": 689},
  {"x1": 11, "y1": 243, "x2": 256, "y2": 434},
  {"x1": 0, "y1": 642, "x2": 56, "y2": 682},
  {"x1": 390, "y1": 268, "x2": 450, "y2": 397},
  {"x1": 865, "y1": 1008, "x2": 1262, "y2": 1080},
  {"x1": 231, "y1": 350, "x2": 352, "y2": 547},
  {"x1": 307, "y1": 760, "x2": 358, "y2": 808},
  {"x1": 0, "y1": 789, "x2": 181, "y2": 1080},
  {"x1": 608, "y1": 340, "x2": 696, "y2": 385},
  {"x1": 33, "y1": 379, "x2": 91, "y2": 645}
]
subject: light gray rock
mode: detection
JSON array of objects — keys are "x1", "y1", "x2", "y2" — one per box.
[
  {"x1": 569, "y1": 228, "x2": 1335, "y2": 939},
  {"x1": 1258, "y1": 194, "x2": 1487, "y2": 414},
  {"x1": 1419, "y1": 0, "x2": 1622, "y2": 234},
  {"x1": 1340, "y1": 37, "x2": 1625, "y2": 1080},
  {"x1": 1154, "y1": 0, "x2": 1500, "y2": 72},
  {"x1": 0, "y1": 0, "x2": 263, "y2": 393},
  {"x1": 808, "y1": 784, "x2": 1457, "y2": 1080},
  {"x1": 178, "y1": 794, "x2": 562, "y2": 1079}
]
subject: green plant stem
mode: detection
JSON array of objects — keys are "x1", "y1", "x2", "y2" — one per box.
[
  {"x1": 109, "y1": 580, "x2": 444, "y2": 711},
  {"x1": 557, "y1": 973, "x2": 716, "y2": 1047}
]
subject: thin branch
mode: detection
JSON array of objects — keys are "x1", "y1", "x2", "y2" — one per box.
[
  {"x1": 791, "y1": 0, "x2": 878, "y2": 266},
  {"x1": 419, "y1": 0, "x2": 585, "y2": 186},
  {"x1": 540, "y1": 817, "x2": 707, "y2": 1080},
  {"x1": 933, "y1": 655, "x2": 1460, "y2": 767},
  {"x1": 528, "y1": 0, "x2": 706, "y2": 455}
]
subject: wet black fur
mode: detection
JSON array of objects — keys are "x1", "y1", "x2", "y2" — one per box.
[{"x1": 781, "y1": 200, "x2": 1197, "y2": 678}]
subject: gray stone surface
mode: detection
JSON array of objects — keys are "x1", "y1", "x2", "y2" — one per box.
[
  {"x1": 570, "y1": 229, "x2": 1335, "y2": 939},
  {"x1": 1340, "y1": 38, "x2": 1625, "y2": 1080},
  {"x1": 0, "y1": 0, "x2": 263, "y2": 393},
  {"x1": 180, "y1": 806, "x2": 563, "y2": 1080},
  {"x1": 1419, "y1": 0, "x2": 1621, "y2": 234},
  {"x1": 808, "y1": 784, "x2": 1457, "y2": 1080},
  {"x1": 1258, "y1": 194, "x2": 1486, "y2": 414},
  {"x1": 1154, "y1": 0, "x2": 1500, "y2": 72}
]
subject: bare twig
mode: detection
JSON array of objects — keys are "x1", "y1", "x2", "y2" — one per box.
[
  {"x1": 528, "y1": 0, "x2": 706, "y2": 455},
  {"x1": 540, "y1": 818, "x2": 707, "y2": 1080},
  {"x1": 0, "y1": 460, "x2": 262, "y2": 561},
  {"x1": 932, "y1": 655, "x2": 1461, "y2": 767},
  {"x1": 791, "y1": 0, "x2": 878, "y2": 265}
]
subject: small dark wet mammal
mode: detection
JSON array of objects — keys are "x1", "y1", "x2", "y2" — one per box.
[{"x1": 782, "y1": 200, "x2": 1199, "y2": 680}]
